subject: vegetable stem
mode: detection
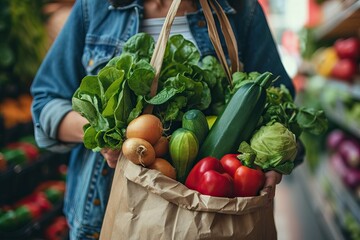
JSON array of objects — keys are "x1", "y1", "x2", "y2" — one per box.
[
  {"x1": 137, "y1": 145, "x2": 147, "y2": 167},
  {"x1": 237, "y1": 142, "x2": 256, "y2": 168},
  {"x1": 256, "y1": 72, "x2": 275, "y2": 89}
]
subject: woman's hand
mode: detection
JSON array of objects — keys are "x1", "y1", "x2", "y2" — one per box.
[
  {"x1": 101, "y1": 148, "x2": 121, "y2": 168},
  {"x1": 261, "y1": 170, "x2": 282, "y2": 205}
]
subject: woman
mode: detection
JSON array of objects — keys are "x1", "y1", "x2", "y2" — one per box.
[{"x1": 31, "y1": 0, "x2": 292, "y2": 238}]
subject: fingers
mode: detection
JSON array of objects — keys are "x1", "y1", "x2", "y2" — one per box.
[
  {"x1": 265, "y1": 170, "x2": 282, "y2": 185},
  {"x1": 101, "y1": 148, "x2": 121, "y2": 168},
  {"x1": 261, "y1": 171, "x2": 283, "y2": 206}
]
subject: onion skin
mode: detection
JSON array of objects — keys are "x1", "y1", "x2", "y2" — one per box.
[
  {"x1": 122, "y1": 138, "x2": 156, "y2": 167},
  {"x1": 148, "y1": 158, "x2": 176, "y2": 180},
  {"x1": 126, "y1": 114, "x2": 163, "y2": 145},
  {"x1": 153, "y1": 136, "x2": 169, "y2": 157}
]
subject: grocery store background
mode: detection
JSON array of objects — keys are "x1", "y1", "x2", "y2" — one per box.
[{"x1": 0, "y1": 0, "x2": 359, "y2": 239}]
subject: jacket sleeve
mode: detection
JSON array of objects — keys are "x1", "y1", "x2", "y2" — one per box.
[
  {"x1": 237, "y1": 0, "x2": 295, "y2": 97},
  {"x1": 30, "y1": 0, "x2": 87, "y2": 152}
]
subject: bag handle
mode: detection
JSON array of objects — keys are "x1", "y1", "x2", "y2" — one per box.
[
  {"x1": 143, "y1": 0, "x2": 182, "y2": 114},
  {"x1": 149, "y1": 0, "x2": 182, "y2": 96},
  {"x1": 209, "y1": 0, "x2": 241, "y2": 73},
  {"x1": 144, "y1": 0, "x2": 240, "y2": 113},
  {"x1": 199, "y1": 0, "x2": 241, "y2": 87}
]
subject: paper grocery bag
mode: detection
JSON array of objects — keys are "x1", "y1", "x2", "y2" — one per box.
[
  {"x1": 101, "y1": 0, "x2": 276, "y2": 238},
  {"x1": 100, "y1": 155, "x2": 277, "y2": 240}
]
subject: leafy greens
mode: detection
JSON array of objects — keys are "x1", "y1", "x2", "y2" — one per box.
[
  {"x1": 72, "y1": 33, "x2": 226, "y2": 150},
  {"x1": 235, "y1": 74, "x2": 328, "y2": 174}
]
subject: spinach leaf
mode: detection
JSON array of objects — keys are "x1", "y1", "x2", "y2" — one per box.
[
  {"x1": 83, "y1": 125, "x2": 98, "y2": 149},
  {"x1": 163, "y1": 96, "x2": 188, "y2": 121},
  {"x1": 127, "y1": 95, "x2": 144, "y2": 123},
  {"x1": 160, "y1": 63, "x2": 192, "y2": 81},
  {"x1": 146, "y1": 78, "x2": 186, "y2": 105},
  {"x1": 77, "y1": 75, "x2": 103, "y2": 101},
  {"x1": 165, "y1": 34, "x2": 200, "y2": 65},
  {"x1": 127, "y1": 67, "x2": 155, "y2": 96},
  {"x1": 114, "y1": 81, "x2": 134, "y2": 127},
  {"x1": 72, "y1": 94, "x2": 109, "y2": 131},
  {"x1": 103, "y1": 127, "x2": 124, "y2": 149},
  {"x1": 197, "y1": 82, "x2": 212, "y2": 110},
  {"x1": 114, "y1": 54, "x2": 134, "y2": 78},
  {"x1": 102, "y1": 78, "x2": 125, "y2": 118},
  {"x1": 98, "y1": 66, "x2": 124, "y2": 92},
  {"x1": 201, "y1": 55, "x2": 225, "y2": 88},
  {"x1": 123, "y1": 32, "x2": 154, "y2": 62}
]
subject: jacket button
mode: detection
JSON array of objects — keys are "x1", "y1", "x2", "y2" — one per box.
[
  {"x1": 102, "y1": 169, "x2": 108, "y2": 176},
  {"x1": 93, "y1": 199, "x2": 101, "y2": 206},
  {"x1": 93, "y1": 232, "x2": 100, "y2": 239},
  {"x1": 197, "y1": 20, "x2": 206, "y2": 28}
]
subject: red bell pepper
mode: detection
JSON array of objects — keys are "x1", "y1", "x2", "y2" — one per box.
[
  {"x1": 16, "y1": 192, "x2": 52, "y2": 214},
  {"x1": 185, "y1": 157, "x2": 233, "y2": 197},
  {"x1": 44, "y1": 216, "x2": 69, "y2": 240},
  {"x1": 7, "y1": 142, "x2": 39, "y2": 162},
  {"x1": 21, "y1": 203, "x2": 42, "y2": 219},
  {"x1": 233, "y1": 165, "x2": 265, "y2": 197},
  {"x1": 0, "y1": 153, "x2": 6, "y2": 171},
  {"x1": 219, "y1": 154, "x2": 242, "y2": 177},
  {"x1": 232, "y1": 152, "x2": 265, "y2": 197}
]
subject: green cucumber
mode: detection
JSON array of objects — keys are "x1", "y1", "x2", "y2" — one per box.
[
  {"x1": 198, "y1": 72, "x2": 273, "y2": 160},
  {"x1": 169, "y1": 128, "x2": 199, "y2": 183},
  {"x1": 182, "y1": 109, "x2": 209, "y2": 144}
]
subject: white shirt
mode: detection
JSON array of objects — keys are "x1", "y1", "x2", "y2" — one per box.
[{"x1": 140, "y1": 16, "x2": 197, "y2": 47}]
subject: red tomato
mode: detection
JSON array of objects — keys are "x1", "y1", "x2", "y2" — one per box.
[
  {"x1": 233, "y1": 166, "x2": 265, "y2": 197},
  {"x1": 219, "y1": 154, "x2": 242, "y2": 177}
]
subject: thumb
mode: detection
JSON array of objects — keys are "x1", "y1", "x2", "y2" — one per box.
[{"x1": 261, "y1": 171, "x2": 282, "y2": 200}]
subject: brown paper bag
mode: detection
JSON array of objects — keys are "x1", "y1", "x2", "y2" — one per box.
[
  {"x1": 101, "y1": 0, "x2": 277, "y2": 238},
  {"x1": 100, "y1": 155, "x2": 276, "y2": 240}
]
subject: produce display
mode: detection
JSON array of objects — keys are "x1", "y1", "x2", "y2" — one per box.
[
  {"x1": 0, "y1": 136, "x2": 40, "y2": 172},
  {"x1": 0, "y1": 95, "x2": 33, "y2": 129},
  {"x1": 0, "y1": 134, "x2": 69, "y2": 238},
  {"x1": 327, "y1": 129, "x2": 360, "y2": 191},
  {"x1": 0, "y1": 181, "x2": 65, "y2": 232},
  {"x1": 312, "y1": 37, "x2": 360, "y2": 83},
  {"x1": 73, "y1": 32, "x2": 328, "y2": 198}
]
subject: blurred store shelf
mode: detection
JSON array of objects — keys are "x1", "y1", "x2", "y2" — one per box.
[{"x1": 275, "y1": 165, "x2": 330, "y2": 240}]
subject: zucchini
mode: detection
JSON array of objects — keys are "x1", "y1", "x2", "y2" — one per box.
[
  {"x1": 182, "y1": 109, "x2": 209, "y2": 144},
  {"x1": 169, "y1": 128, "x2": 199, "y2": 183},
  {"x1": 197, "y1": 72, "x2": 273, "y2": 160}
]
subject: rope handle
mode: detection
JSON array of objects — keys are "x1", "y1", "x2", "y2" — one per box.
[
  {"x1": 199, "y1": 0, "x2": 241, "y2": 87},
  {"x1": 144, "y1": 0, "x2": 241, "y2": 113},
  {"x1": 143, "y1": 0, "x2": 182, "y2": 114}
]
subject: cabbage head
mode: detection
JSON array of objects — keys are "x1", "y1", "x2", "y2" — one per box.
[{"x1": 249, "y1": 122, "x2": 297, "y2": 174}]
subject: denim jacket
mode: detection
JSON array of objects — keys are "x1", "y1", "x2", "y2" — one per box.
[{"x1": 31, "y1": 0, "x2": 294, "y2": 239}]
